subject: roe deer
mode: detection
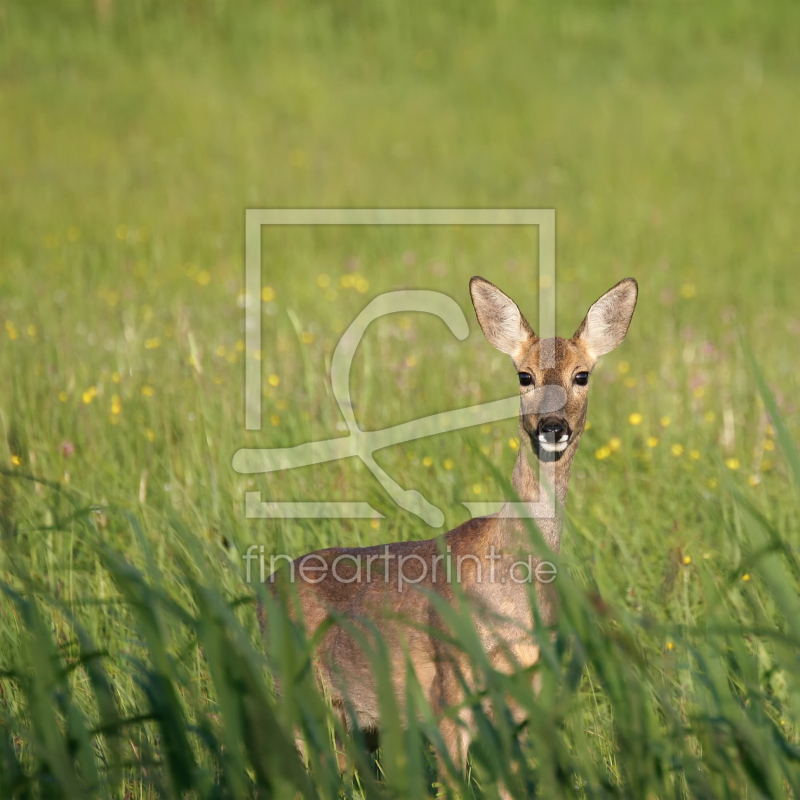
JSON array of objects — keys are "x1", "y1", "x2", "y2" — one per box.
[{"x1": 266, "y1": 276, "x2": 638, "y2": 787}]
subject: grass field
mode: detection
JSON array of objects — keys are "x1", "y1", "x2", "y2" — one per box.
[{"x1": 2, "y1": 1, "x2": 800, "y2": 797}]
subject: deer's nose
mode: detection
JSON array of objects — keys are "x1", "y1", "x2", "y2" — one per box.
[{"x1": 538, "y1": 417, "x2": 570, "y2": 442}]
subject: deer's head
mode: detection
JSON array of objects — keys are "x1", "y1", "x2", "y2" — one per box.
[{"x1": 470, "y1": 276, "x2": 638, "y2": 461}]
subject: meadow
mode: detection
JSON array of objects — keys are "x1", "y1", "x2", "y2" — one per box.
[{"x1": 2, "y1": 1, "x2": 800, "y2": 796}]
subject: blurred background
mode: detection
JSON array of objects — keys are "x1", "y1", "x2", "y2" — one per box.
[
  {"x1": 3, "y1": 0, "x2": 800, "y2": 574},
  {"x1": 3, "y1": 0, "x2": 799, "y2": 544}
]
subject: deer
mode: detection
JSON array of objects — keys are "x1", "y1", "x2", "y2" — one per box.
[{"x1": 265, "y1": 275, "x2": 638, "y2": 792}]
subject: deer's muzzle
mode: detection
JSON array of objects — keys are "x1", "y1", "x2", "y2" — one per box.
[{"x1": 537, "y1": 416, "x2": 572, "y2": 452}]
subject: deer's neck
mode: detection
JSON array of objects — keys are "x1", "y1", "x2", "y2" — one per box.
[{"x1": 508, "y1": 428, "x2": 579, "y2": 553}]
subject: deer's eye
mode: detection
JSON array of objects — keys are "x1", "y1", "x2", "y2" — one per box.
[
  {"x1": 574, "y1": 371, "x2": 589, "y2": 386},
  {"x1": 518, "y1": 372, "x2": 533, "y2": 387}
]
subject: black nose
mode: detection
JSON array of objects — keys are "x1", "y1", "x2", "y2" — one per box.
[{"x1": 539, "y1": 418, "x2": 567, "y2": 441}]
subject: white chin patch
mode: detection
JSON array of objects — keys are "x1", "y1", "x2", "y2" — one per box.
[{"x1": 538, "y1": 435, "x2": 570, "y2": 453}]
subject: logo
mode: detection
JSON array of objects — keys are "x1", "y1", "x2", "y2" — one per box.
[{"x1": 232, "y1": 209, "x2": 556, "y2": 526}]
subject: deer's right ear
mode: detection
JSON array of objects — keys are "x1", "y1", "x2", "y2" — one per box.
[{"x1": 469, "y1": 276, "x2": 536, "y2": 363}]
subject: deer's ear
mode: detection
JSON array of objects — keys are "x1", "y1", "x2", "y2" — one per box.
[
  {"x1": 470, "y1": 276, "x2": 536, "y2": 362},
  {"x1": 573, "y1": 278, "x2": 638, "y2": 360}
]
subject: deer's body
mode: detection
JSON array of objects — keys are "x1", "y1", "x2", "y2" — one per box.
[{"x1": 268, "y1": 276, "x2": 638, "y2": 777}]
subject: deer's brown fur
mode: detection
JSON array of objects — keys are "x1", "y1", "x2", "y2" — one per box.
[{"x1": 267, "y1": 276, "x2": 638, "y2": 777}]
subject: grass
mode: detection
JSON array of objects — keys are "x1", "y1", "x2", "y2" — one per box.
[{"x1": 2, "y1": 0, "x2": 800, "y2": 796}]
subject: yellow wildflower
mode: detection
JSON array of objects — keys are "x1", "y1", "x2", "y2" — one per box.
[
  {"x1": 683, "y1": 555, "x2": 692, "y2": 565},
  {"x1": 5, "y1": 321, "x2": 19, "y2": 340},
  {"x1": 268, "y1": 374, "x2": 280, "y2": 387},
  {"x1": 472, "y1": 484, "x2": 482, "y2": 495},
  {"x1": 609, "y1": 437, "x2": 621, "y2": 452},
  {"x1": 595, "y1": 446, "x2": 611, "y2": 460},
  {"x1": 725, "y1": 457, "x2": 740, "y2": 470},
  {"x1": 11, "y1": 455, "x2": 21, "y2": 466},
  {"x1": 58, "y1": 391, "x2": 68, "y2": 402},
  {"x1": 145, "y1": 337, "x2": 161, "y2": 350},
  {"x1": 508, "y1": 438, "x2": 519, "y2": 451},
  {"x1": 647, "y1": 436, "x2": 659, "y2": 448},
  {"x1": 423, "y1": 456, "x2": 433, "y2": 467},
  {"x1": 115, "y1": 223, "x2": 128, "y2": 240},
  {"x1": 689, "y1": 449, "x2": 700, "y2": 460},
  {"x1": 628, "y1": 412, "x2": 643, "y2": 426},
  {"x1": 196, "y1": 270, "x2": 211, "y2": 286},
  {"x1": 300, "y1": 331, "x2": 314, "y2": 345},
  {"x1": 660, "y1": 416, "x2": 671, "y2": 427},
  {"x1": 742, "y1": 573, "x2": 751, "y2": 582},
  {"x1": 261, "y1": 286, "x2": 275, "y2": 302},
  {"x1": 317, "y1": 274, "x2": 331, "y2": 288},
  {"x1": 405, "y1": 355, "x2": 417, "y2": 367},
  {"x1": 82, "y1": 386, "x2": 97, "y2": 404},
  {"x1": 624, "y1": 377, "x2": 637, "y2": 388},
  {"x1": 443, "y1": 458, "x2": 454, "y2": 470},
  {"x1": 666, "y1": 641, "x2": 674, "y2": 651},
  {"x1": 141, "y1": 386, "x2": 154, "y2": 397},
  {"x1": 671, "y1": 444, "x2": 684, "y2": 457},
  {"x1": 145, "y1": 428, "x2": 156, "y2": 442},
  {"x1": 270, "y1": 414, "x2": 280, "y2": 427},
  {"x1": 111, "y1": 395, "x2": 122, "y2": 415},
  {"x1": 618, "y1": 361, "x2": 630, "y2": 374},
  {"x1": 112, "y1": 371, "x2": 121, "y2": 383},
  {"x1": 680, "y1": 283, "x2": 696, "y2": 298},
  {"x1": 704, "y1": 411, "x2": 716, "y2": 423},
  {"x1": 747, "y1": 474, "x2": 760, "y2": 487},
  {"x1": 235, "y1": 339, "x2": 245, "y2": 352},
  {"x1": 764, "y1": 440, "x2": 775, "y2": 451}
]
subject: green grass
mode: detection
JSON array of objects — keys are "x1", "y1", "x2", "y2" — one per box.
[{"x1": 2, "y1": 1, "x2": 800, "y2": 796}]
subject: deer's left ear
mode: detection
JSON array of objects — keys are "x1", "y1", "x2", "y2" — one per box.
[{"x1": 573, "y1": 278, "x2": 638, "y2": 360}]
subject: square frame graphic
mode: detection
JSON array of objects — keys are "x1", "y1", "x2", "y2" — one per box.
[{"x1": 244, "y1": 208, "x2": 555, "y2": 431}]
